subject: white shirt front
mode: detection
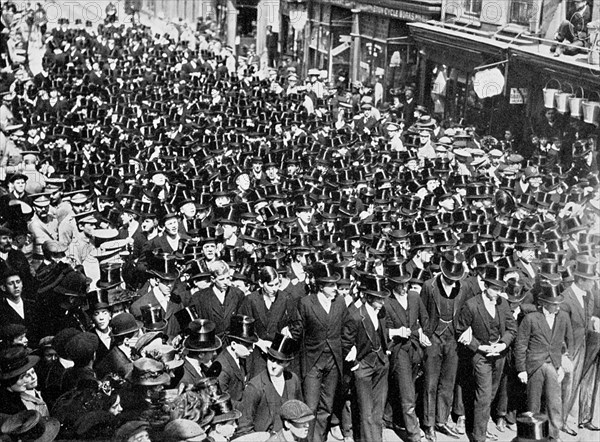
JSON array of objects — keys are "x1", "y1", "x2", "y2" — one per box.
[
  {"x1": 6, "y1": 297, "x2": 25, "y2": 319},
  {"x1": 571, "y1": 283, "x2": 586, "y2": 310},
  {"x1": 542, "y1": 307, "x2": 556, "y2": 330},
  {"x1": 482, "y1": 294, "x2": 496, "y2": 319},
  {"x1": 152, "y1": 286, "x2": 169, "y2": 312},
  {"x1": 317, "y1": 292, "x2": 332, "y2": 314},
  {"x1": 365, "y1": 302, "x2": 379, "y2": 331}
]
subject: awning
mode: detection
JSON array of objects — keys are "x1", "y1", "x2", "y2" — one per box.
[
  {"x1": 408, "y1": 22, "x2": 509, "y2": 72},
  {"x1": 510, "y1": 45, "x2": 600, "y2": 89}
]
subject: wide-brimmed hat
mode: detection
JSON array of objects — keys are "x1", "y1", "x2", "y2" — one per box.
[
  {"x1": 0, "y1": 345, "x2": 40, "y2": 380},
  {"x1": 109, "y1": 312, "x2": 142, "y2": 337},
  {"x1": 440, "y1": 250, "x2": 467, "y2": 281},
  {"x1": 211, "y1": 393, "x2": 242, "y2": 424},
  {"x1": 184, "y1": 319, "x2": 222, "y2": 352},
  {"x1": 228, "y1": 314, "x2": 258, "y2": 344},
  {"x1": 128, "y1": 357, "x2": 171, "y2": 386},
  {"x1": 267, "y1": 332, "x2": 298, "y2": 362},
  {"x1": 1, "y1": 410, "x2": 60, "y2": 442}
]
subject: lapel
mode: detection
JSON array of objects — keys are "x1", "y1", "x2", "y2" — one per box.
[
  {"x1": 267, "y1": 292, "x2": 288, "y2": 327},
  {"x1": 475, "y1": 296, "x2": 492, "y2": 337},
  {"x1": 536, "y1": 311, "x2": 554, "y2": 343},
  {"x1": 223, "y1": 349, "x2": 244, "y2": 382},
  {"x1": 253, "y1": 292, "x2": 268, "y2": 327},
  {"x1": 564, "y1": 288, "x2": 585, "y2": 322},
  {"x1": 389, "y1": 297, "x2": 408, "y2": 327},
  {"x1": 453, "y1": 282, "x2": 465, "y2": 317},
  {"x1": 310, "y1": 294, "x2": 329, "y2": 327},
  {"x1": 223, "y1": 287, "x2": 238, "y2": 319},
  {"x1": 430, "y1": 279, "x2": 442, "y2": 316},
  {"x1": 359, "y1": 304, "x2": 377, "y2": 346}
]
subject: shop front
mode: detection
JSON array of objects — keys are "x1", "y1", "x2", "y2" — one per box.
[{"x1": 408, "y1": 22, "x2": 510, "y2": 131}]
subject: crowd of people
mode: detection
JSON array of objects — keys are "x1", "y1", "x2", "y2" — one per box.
[{"x1": 0, "y1": 3, "x2": 599, "y2": 442}]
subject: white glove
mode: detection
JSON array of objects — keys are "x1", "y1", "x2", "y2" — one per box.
[
  {"x1": 458, "y1": 327, "x2": 472, "y2": 345},
  {"x1": 345, "y1": 345, "x2": 357, "y2": 362}
]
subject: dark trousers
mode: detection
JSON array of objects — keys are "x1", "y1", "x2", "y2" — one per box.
[
  {"x1": 464, "y1": 353, "x2": 505, "y2": 442},
  {"x1": 351, "y1": 358, "x2": 389, "y2": 442},
  {"x1": 494, "y1": 354, "x2": 527, "y2": 423},
  {"x1": 304, "y1": 351, "x2": 339, "y2": 442},
  {"x1": 331, "y1": 364, "x2": 353, "y2": 437},
  {"x1": 528, "y1": 362, "x2": 562, "y2": 439},
  {"x1": 423, "y1": 333, "x2": 458, "y2": 428},
  {"x1": 391, "y1": 347, "x2": 422, "y2": 442},
  {"x1": 562, "y1": 342, "x2": 585, "y2": 424}
]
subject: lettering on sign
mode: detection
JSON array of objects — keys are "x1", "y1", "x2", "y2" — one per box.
[{"x1": 509, "y1": 88, "x2": 528, "y2": 104}]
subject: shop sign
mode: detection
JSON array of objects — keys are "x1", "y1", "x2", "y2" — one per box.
[
  {"x1": 331, "y1": 41, "x2": 351, "y2": 56},
  {"x1": 327, "y1": 0, "x2": 356, "y2": 9},
  {"x1": 358, "y1": 3, "x2": 431, "y2": 22},
  {"x1": 509, "y1": 88, "x2": 528, "y2": 104}
]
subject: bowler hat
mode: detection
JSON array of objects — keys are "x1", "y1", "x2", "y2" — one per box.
[
  {"x1": 109, "y1": 312, "x2": 142, "y2": 337},
  {"x1": 267, "y1": 332, "x2": 298, "y2": 361},
  {"x1": 184, "y1": 319, "x2": 222, "y2": 352}
]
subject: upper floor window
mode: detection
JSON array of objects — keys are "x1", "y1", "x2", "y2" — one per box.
[
  {"x1": 509, "y1": 0, "x2": 535, "y2": 26},
  {"x1": 463, "y1": 0, "x2": 482, "y2": 15}
]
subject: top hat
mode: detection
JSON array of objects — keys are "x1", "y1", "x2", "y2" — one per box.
[
  {"x1": 147, "y1": 251, "x2": 180, "y2": 280},
  {"x1": 572, "y1": 255, "x2": 599, "y2": 280},
  {"x1": 441, "y1": 251, "x2": 467, "y2": 281},
  {"x1": 140, "y1": 305, "x2": 167, "y2": 331},
  {"x1": 311, "y1": 261, "x2": 341, "y2": 283},
  {"x1": 0, "y1": 345, "x2": 40, "y2": 380},
  {"x1": 97, "y1": 263, "x2": 122, "y2": 289},
  {"x1": 267, "y1": 332, "x2": 298, "y2": 361},
  {"x1": 482, "y1": 265, "x2": 506, "y2": 288},
  {"x1": 513, "y1": 412, "x2": 550, "y2": 442},
  {"x1": 184, "y1": 319, "x2": 223, "y2": 352},
  {"x1": 386, "y1": 261, "x2": 411, "y2": 284},
  {"x1": 174, "y1": 306, "x2": 199, "y2": 331},
  {"x1": 361, "y1": 274, "x2": 390, "y2": 298},
  {"x1": 505, "y1": 278, "x2": 526, "y2": 303},
  {"x1": 228, "y1": 314, "x2": 258, "y2": 344},
  {"x1": 211, "y1": 393, "x2": 243, "y2": 424},
  {"x1": 538, "y1": 258, "x2": 559, "y2": 279},
  {"x1": 86, "y1": 290, "x2": 110, "y2": 312},
  {"x1": 538, "y1": 280, "x2": 563, "y2": 304}
]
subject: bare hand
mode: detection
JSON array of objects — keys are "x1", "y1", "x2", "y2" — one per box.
[{"x1": 518, "y1": 372, "x2": 528, "y2": 384}]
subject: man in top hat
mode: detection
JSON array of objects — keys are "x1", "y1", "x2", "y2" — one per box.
[
  {"x1": 215, "y1": 314, "x2": 257, "y2": 407},
  {"x1": 515, "y1": 234, "x2": 538, "y2": 293},
  {"x1": 131, "y1": 251, "x2": 187, "y2": 338},
  {"x1": 179, "y1": 319, "x2": 222, "y2": 387},
  {"x1": 420, "y1": 250, "x2": 470, "y2": 441},
  {"x1": 515, "y1": 280, "x2": 573, "y2": 441},
  {"x1": 95, "y1": 312, "x2": 142, "y2": 379},
  {"x1": 87, "y1": 290, "x2": 112, "y2": 365},
  {"x1": 189, "y1": 260, "x2": 245, "y2": 340},
  {"x1": 28, "y1": 193, "x2": 59, "y2": 270},
  {"x1": 456, "y1": 268, "x2": 517, "y2": 442},
  {"x1": 143, "y1": 208, "x2": 188, "y2": 256},
  {"x1": 342, "y1": 274, "x2": 390, "y2": 442},
  {"x1": 385, "y1": 264, "x2": 431, "y2": 442},
  {"x1": 560, "y1": 255, "x2": 600, "y2": 434},
  {"x1": 289, "y1": 262, "x2": 348, "y2": 442},
  {"x1": 237, "y1": 332, "x2": 303, "y2": 437}
]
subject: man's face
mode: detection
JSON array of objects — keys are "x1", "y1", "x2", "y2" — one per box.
[
  {"x1": 151, "y1": 173, "x2": 167, "y2": 186},
  {"x1": 164, "y1": 218, "x2": 179, "y2": 236},
  {"x1": 215, "y1": 196, "x2": 230, "y2": 207},
  {"x1": 202, "y1": 243, "x2": 217, "y2": 261},
  {"x1": 405, "y1": 89, "x2": 414, "y2": 100},
  {"x1": 222, "y1": 224, "x2": 237, "y2": 239},
  {"x1": 262, "y1": 276, "x2": 281, "y2": 296},
  {"x1": 367, "y1": 295, "x2": 385, "y2": 311},
  {"x1": 266, "y1": 166, "x2": 278, "y2": 180},
  {"x1": 141, "y1": 218, "x2": 156, "y2": 232},
  {"x1": 157, "y1": 277, "x2": 175, "y2": 296},
  {"x1": 13, "y1": 179, "x2": 26, "y2": 193},
  {"x1": 439, "y1": 196, "x2": 455, "y2": 211},
  {"x1": 541, "y1": 302, "x2": 560, "y2": 314},
  {"x1": 35, "y1": 205, "x2": 49, "y2": 219},
  {"x1": 236, "y1": 174, "x2": 250, "y2": 191},
  {"x1": 2, "y1": 275, "x2": 22, "y2": 300},
  {"x1": 195, "y1": 349, "x2": 217, "y2": 365},
  {"x1": 252, "y1": 162, "x2": 263, "y2": 173},
  {"x1": 212, "y1": 271, "x2": 231, "y2": 291},
  {"x1": 419, "y1": 133, "x2": 431, "y2": 145},
  {"x1": 80, "y1": 221, "x2": 96, "y2": 236},
  {"x1": 517, "y1": 248, "x2": 535, "y2": 263},
  {"x1": 419, "y1": 249, "x2": 433, "y2": 263},
  {"x1": 485, "y1": 284, "x2": 502, "y2": 302},
  {"x1": 233, "y1": 340, "x2": 253, "y2": 358},
  {"x1": 43, "y1": 348, "x2": 58, "y2": 363},
  {"x1": 0, "y1": 234, "x2": 12, "y2": 252},
  {"x1": 73, "y1": 202, "x2": 87, "y2": 215},
  {"x1": 93, "y1": 308, "x2": 111, "y2": 330},
  {"x1": 267, "y1": 355, "x2": 287, "y2": 377},
  {"x1": 296, "y1": 209, "x2": 312, "y2": 225},
  {"x1": 321, "y1": 281, "x2": 337, "y2": 298},
  {"x1": 289, "y1": 420, "x2": 311, "y2": 439},
  {"x1": 121, "y1": 212, "x2": 133, "y2": 226},
  {"x1": 180, "y1": 202, "x2": 196, "y2": 219}
]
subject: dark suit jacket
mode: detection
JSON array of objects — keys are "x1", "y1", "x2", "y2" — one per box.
[
  {"x1": 456, "y1": 295, "x2": 517, "y2": 353},
  {"x1": 236, "y1": 370, "x2": 303, "y2": 436},
  {"x1": 342, "y1": 303, "x2": 388, "y2": 366},
  {"x1": 385, "y1": 292, "x2": 430, "y2": 353},
  {"x1": 95, "y1": 346, "x2": 133, "y2": 379},
  {"x1": 560, "y1": 285, "x2": 599, "y2": 352},
  {"x1": 420, "y1": 274, "x2": 469, "y2": 337},
  {"x1": 0, "y1": 297, "x2": 40, "y2": 344},
  {"x1": 178, "y1": 358, "x2": 208, "y2": 388},
  {"x1": 130, "y1": 287, "x2": 184, "y2": 338},
  {"x1": 189, "y1": 286, "x2": 244, "y2": 339},
  {"x1": 215, "y1": 348, "x2": 246, "y2": 404},
  {"x1": 239, "y1": 290, "x2": 294, "y2": 341},
  {"x1": 515, "y1": 309, "x2": 573, "y2": 375},
  {"x1": 290, "y1": 293, "x2": 347, "y2": 377}
]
